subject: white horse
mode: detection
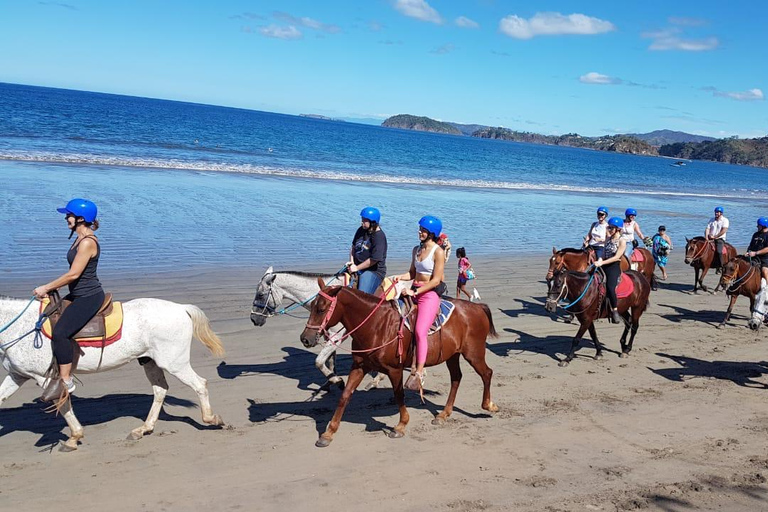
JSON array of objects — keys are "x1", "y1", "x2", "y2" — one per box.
[
  {"x1": 250, "y1": 267, "x2": 386, "y2": 391},
  {"x1": 749, "y1": 279, "x2": 768, "y2": 330},
  {"x1": 0, "y1": 295, "x2": 225, "y2": 451}
]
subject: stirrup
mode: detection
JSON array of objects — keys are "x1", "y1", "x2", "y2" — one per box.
[{"x1": 404, "y1": 370, "x2": 425, "y2": 403}]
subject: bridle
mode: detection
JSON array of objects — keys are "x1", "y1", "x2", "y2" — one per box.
[
  {"x1": 685, "y1": 240, "x2": 711, "y2": 264},
  {"x1": 251, "y1": 269, "x2": 346, "y2": 319},
  {"x1": 722, "y1": 259, "x2": 755, "y2": 293}
]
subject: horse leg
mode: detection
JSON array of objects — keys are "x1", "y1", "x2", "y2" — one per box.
[
  {"x1": 316, "y1": 344, "x2": 344, "y2": 391},
  {"x1": 168, "y1": 364, "x2": 224, "y2": 427},
  {"x1": 622, "y1": 310, "x2": 640, "y2": 356},
  {"x1": 128, "y1": 360, "x2": 169, "y2": 440},
  {"x1": 693, "y1": 266, "x2": 700, "y2": 293},
  {"x1": 587, "y1": 323, "x2": 603, "y2": 360},
  {"x1": 719, "y1": 295, "x2": 738, "y2": 328},
  {"x1": 560, "y1": 322, "x2": 589, "y2": 367},
  {"x1": 462, "y1": 348, "x2": 498, "y2": 413},
  {"x1": 387, "y1": 368, "x2": 409, "y2": 438},
  {"x1": 0, "y1": 373, "x2": 28, "y2": 405},
  {"x1": 699, "y1": 267, "x2": 710, "y2": 293},
  {"x1": 619, "y1": 312, "x2": 632, "y2": 356},
  {"x1": 317, "y1": 364, "x2": 366, "y2": 447},
  {"x1": 434, "y1": 354, "x2": 462, "y2": 425},
  {"x1": 58, "y1": 398, "x2": 84, "y2": 452}
]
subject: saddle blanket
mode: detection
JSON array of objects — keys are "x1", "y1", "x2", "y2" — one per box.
[
  {"x1": 631, "y1": 250, "x2": 645, "y2": 263},
  {"x1": 39, "y1": 298, "x2": 124, "y2": 347},
  {"x1": 396, "y1": 298, "x2": 456, "y2": 334},
  {"x1": 600, "y1": 273, "x2": 635, "y2": 299}
]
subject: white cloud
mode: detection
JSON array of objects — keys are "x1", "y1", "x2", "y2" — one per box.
[
  {"x1": 259, "y1": 25, "x2": 303, "y2": 40},
  {"x1": 579, "y1": 72, "x2": 621, "y2": 85},
  {"x1": 455, "y1": 16, "x2": 479, "y2": 29},
  {"x1": 642, "y1": 28, "x2": 718, "y2": 51},
  {"x1": 668, "y1": 16, "x2": 707, "y2": 26},
  {"x1": 499, "y1": 12, "x2": 615, "y2": 40},
  {"x1": 704, "y1": 87, "x2": 764, "y2": 102},
  {"x1": 273, "y1": 11, "x2": 341, "y2": 33},
  {"x1": 394, "y1": 0, "x2": 443, "y2": 25}
]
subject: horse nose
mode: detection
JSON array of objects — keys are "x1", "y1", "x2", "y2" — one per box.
[{"x1": 250, "y1": 313, "x2": 264, "y2": 326}]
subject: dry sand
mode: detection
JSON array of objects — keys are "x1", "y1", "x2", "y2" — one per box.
[{"x1": 2, "y1": 255, "x2": 768, "y2": 511}]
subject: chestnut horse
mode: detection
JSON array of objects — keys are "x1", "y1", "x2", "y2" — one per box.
[
  {"x1": 300, "y1": 280, "x2": 498, "y2": 447},
  {"x1": 547, "y1": 247, "x2": 656, "y2": 291},
  {"x1": 684, "y1": 236, "x2": 737, "y2": 293},
  {"x1": 545, "y1": 268, "x2": 651, "y2": 366},
  {"x1": 718, "y1": 256, "x2": 761, "y2": 328}
]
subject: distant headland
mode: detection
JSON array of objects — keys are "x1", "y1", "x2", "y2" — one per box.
[{"x1": 381, "y1": 114, "x2": 768, "y2": 168}]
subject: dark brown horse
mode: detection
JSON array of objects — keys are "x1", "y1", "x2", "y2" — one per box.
[
  {"x1": 684, "y1": 236, "x2": 737, "y2": 293},
  {"x1": 544, "y1": 268, "x2": 651, "y2": 366},
  {"x1": 547, "y1": 246, "x2": 657, "y2": 291},
  {"x1": 718, "y1": 256, "x2": 761, "y2": 328},
  {"x1": 300, "y1": 281, "x2": 498, "y2": 447}
]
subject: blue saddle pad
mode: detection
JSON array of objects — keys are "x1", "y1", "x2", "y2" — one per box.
[{"x1": 397, "y1": 298, "x2": 456, "y2": 334}]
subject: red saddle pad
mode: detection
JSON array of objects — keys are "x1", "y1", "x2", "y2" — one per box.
[
  {"x1": 616, "y1": 273, "x2": 635, "y2": 299},
  {"x1": 631, "y1": 250, "x2": 645, "y2": 263}
]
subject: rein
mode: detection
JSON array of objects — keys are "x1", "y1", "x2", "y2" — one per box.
[
  {"x1": 0, "y1": 297, "x2": 47, "y2": 352},
  {"x1": 724, "y1": 259, "x2": 756, "y2": 293},
  {"x1": 686, "y1": 240, "x2": 711, "y2": 264},
  {"x1": 562, "y1": 272, "x2": 595, "y2": 310},
  {"x1": 251, "y1": 266, "x2": 347, "y2": 318}
]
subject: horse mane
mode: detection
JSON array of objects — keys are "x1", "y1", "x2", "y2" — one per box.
[
  {"x1": 688, "y1": 236, "x2": 706, "y2": 243},
  {"x1": 278, "y1": 270, "x2": 337, "y2": 278},
  {"x1": 558, "y1": 247, "x2": 587, "y2": 254}
]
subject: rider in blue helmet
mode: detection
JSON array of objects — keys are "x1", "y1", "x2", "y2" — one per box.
[
  {"x1": 706, "y1": 206, "x2": 729, "y2": 270},
  {"x1": 396, "y1": 215, "x2": 447, "y2": 391},
  {"x1": 746, "y1": 217, "x2": 768, "y2": 287},
  {"x1": 349, "y1": 207, "x2": 388, "y2": 294},
  {"x1": 584, "y1": 206, "x2": 609, "y2": 259},
  {"x1": 594, "y1": 216, "x2": 628, "y2": 324},
  {"x1": 33, "y1": 199, "x2": 105, "y2": 402},
  {"x1": 621, "y1": 208, "x2": 647, "y2": 261}
]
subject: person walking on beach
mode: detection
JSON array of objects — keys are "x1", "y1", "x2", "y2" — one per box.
[
  {"x1": 746, "y1": 217, "x2": 768, "y2": 290},
  {"x1": 705, "y1": 206, "x2": 729, "y2": 270},
  {"x1": 583, "y1": 206, "x2": 609, "y2": 259},
  {"x1": 397, "y1": 215, "x2": 446, "y2": 391},
  {"x1": 594, "y1": 216, "x2": 627, "y2": 324},
  {"x1": 652, "y1": 226, "x2": 673, "y2": 280},
  {"x1": 621, "y1": 208, "x2": 647, "y2": 259},
  {"x1": 438, "y1": 233, "x2": 452, "y2": 262},
  {"x1": 455, "y1": 247, "x2": 476, "y2": 300},
  {"x1": 33, "y1": 199, "x2": 105, "y2": 401},
  {"x1": 348, "y1": 207, "x2": 388, "y2": 294}
]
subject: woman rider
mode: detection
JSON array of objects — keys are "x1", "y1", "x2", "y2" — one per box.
[
  {"x1": 621, "y1": 208, "x2": 646, "y2": 260},
  {"x1": 594, "y1": 217, "x2": 626, "y2": 324},
  {"x1": 33, "y1": 199, "x2": 105, "y2": 400},
  {"x1": 583, "y1": 206, "x2": 609, "y2": 259},
  {"x1": 397, "y1": 215, "x2": 445, "y2": 391},
  {"x1": 348, "y1": 207, "x2": 388, "y2": 295}
]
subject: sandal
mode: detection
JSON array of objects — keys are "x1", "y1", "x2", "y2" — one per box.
[{"x1": 404, "y1": 370, "x2": 425, "y2": 391}]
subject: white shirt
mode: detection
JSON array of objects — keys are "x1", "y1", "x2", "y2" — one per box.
[
  {"x1": 589, "y1": 221, "x2": 607, "y2": 247},
  {"x1": 706, "y1": 216, "x2": 729, "y2": 240},
  {"x1": 620, "y1": 220, "x2": 636, "y2": 243}
]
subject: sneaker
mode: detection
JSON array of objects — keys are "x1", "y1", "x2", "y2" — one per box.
[
  {"x1": 473, "y1": 288, "x2": 482, "y2": 301},
  {"x1": 63, "y1": 377, "x2": 76, "y2": 394}
]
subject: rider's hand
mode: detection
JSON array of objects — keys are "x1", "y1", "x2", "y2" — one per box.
[
  {"x1": 594, "y1": 258, "x2": 604, "y2": 268},
  {"x1": 748, "y1": 251, "x2": 755, "y2": 258},
  {"x1": 348, "y1": 263, "x2": 358, "y2": 273},
  {"x1": 33, "y1": 286, "x2": 48, "y2": 299},
  {"x1": 402, "y1": 288, "x2": 415, "y2": 297}
]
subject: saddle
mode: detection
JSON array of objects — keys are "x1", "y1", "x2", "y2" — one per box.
[
  {"x1": 395, "y1": 297, "x2": 456, "y2": 334},
  {"x1": 40, "y1": 291, "x2": 124, "y2": 348}
]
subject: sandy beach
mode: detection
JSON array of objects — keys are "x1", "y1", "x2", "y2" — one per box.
[{"x1": 2, "y1": 254, "x2": 768, "y2": 511}]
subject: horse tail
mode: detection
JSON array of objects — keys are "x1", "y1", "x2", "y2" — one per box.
[
  {"x1": 479, "y1": 303, "x2": 498, "y2": 339},
  {"x1": 185, "y1": 305, "x2": 225, "y2": 357}
]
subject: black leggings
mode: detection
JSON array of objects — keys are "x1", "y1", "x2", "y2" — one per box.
[
  {"x1": 603, "y1": 262, "x2": 621, "y2": 309},
  {"x1": 51, "y1": 291, "x2": 105, "y2": 365}
]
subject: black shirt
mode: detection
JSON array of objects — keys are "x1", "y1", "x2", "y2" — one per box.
[
  {"x1": 352, "y1": 227, "x2": 388, "y2": 279},
  {"x1": 748, "y1": 230, "x2": 768, "y2": 255}
]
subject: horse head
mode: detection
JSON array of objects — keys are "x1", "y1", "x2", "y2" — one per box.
[
  {"x1": 300, "y1": 280, "x2": 343, "y2": 348},
  {"x1": 250, "y1": 266, "x2": 280, "y2": 326},
  {"x1": 545, "y1": 268, "x2": 568, "y2": 313},
  {"x1": 684, "y1": 237, "x2": 704, "y2": 265},
  {"x1": 718, "y1": 258, "x2": 742, "y2": 292},
  {"x1": 546, "y1": 247, "x2": 564, "y2": 283}
]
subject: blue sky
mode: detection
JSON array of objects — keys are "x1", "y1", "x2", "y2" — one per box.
[{"x1": 1, "y1": 0, "x2": 766, "y2": 137}]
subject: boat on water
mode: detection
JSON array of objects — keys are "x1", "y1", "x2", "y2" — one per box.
[{"x1": 670, "y1": 161, "x2": 687, "y2": 167}]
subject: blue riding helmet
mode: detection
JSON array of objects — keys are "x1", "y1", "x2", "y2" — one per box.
[
  {"x1": 597, "y1": 206, "x2": 608, "y2": 214},
  {"x1": 714, "y1": 206, "x2": 724, "y2": 214},
  {"x1": 418, "y1": 215, "x2": 442, "y2": 238},
  {"x1": 360, "y1": 206, "x2": 380, "y2": 223},
  {"x1": 57, "y1": 198, "x2": 97, "y2": 223},
  {"x1": 758, "y1": 217, "x2": 768, "y2": 228},
  {"x1": 607, "y1": 217, "x2": 624, "y2": 229},
  {"x1": 625, "y1": 208, "x2": 637, "y2": 217}
]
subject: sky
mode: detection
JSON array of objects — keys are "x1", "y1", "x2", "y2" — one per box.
[{"x1": 1, "y1": 0, "x2": 766, "y2": 137}]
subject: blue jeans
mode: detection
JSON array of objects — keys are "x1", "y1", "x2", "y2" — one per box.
[
  {"x1": 590, "y1": 246, "x2": 605, "y2": 260},
  {"x1": 357, "y1": 271, "x2": 383, "y2": 295},
  {"x1": 624, "y1": 242, "x2": 634, "y2": 259}
]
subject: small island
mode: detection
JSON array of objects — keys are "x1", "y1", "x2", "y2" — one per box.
[
  {"x1": 300, "y1": 114, "x2": 345, "y2": 122},
  {"x1": 381, "y1": 114, "x2": 462, "y2": 135}
]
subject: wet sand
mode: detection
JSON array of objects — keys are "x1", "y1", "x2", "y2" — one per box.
[{"x1": 2, "y1": 255, "x2": 768, "y2": 511}]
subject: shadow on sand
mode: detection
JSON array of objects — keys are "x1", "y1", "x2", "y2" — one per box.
[
  {"x1": 490, "y1": 327, "x2": 621, "y2": 364},
  {"x1": 656, "y1": 303, "x2": 724, "y2": 327},
  {"x1": 651, "y1": 352, "x2": 768, "y2": 389}
]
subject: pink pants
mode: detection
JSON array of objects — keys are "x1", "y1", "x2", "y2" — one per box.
[{"x1": 414, "y1": 283, "x2": 440, "y2": 365}]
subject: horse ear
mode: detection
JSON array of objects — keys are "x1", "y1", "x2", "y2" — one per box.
[
  {"x1": 264, "y1": 266, "x2": 273, "y2": 275},
  {"x1": 685, "y1": 237, "x2": 689, "y2": 243},
  {"x1": 552, "y1": 247, "x2": 557, "y2": 254},
  {"x1": 317, "y1": 277, "x2": 326, "y2": 289},
  {"x1": 265, "y1": 273, "x2": 277, "y2": 285}
]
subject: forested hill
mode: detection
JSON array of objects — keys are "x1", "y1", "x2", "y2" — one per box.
[
  {"x1": 381, "y1": 114, "x2": 462, "y2": 135},
  {"x1": 472, "y1": 127, "x2": 658, "y2": 155},
  {"x1": 659, "y1": 137, "x2": 768, "y2": 168}
]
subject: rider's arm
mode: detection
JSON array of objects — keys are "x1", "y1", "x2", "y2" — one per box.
[
  {"x1": 34, "y1": 238, "x2": 97, "y2": 297},
  {"x1": 715, "y1": 226, "x2": 729, "y2": 239},
  {"x1": 415, "y1": 247, "x2": 446, "y2": 295},
  {"x1": 634, "y1": 222, "x2": 645, "y2": 240}
]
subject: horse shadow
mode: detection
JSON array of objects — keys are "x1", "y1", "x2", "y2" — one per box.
[
  {"x1": 656, "y1": 303, "x2": 723, "y2": 326},
  {"x1": 488, "y1": 328, "x2": 618, "y2": 363},
  {"x1": 0, "y1": 394, "x2": 204, "y2": 449},
  {"x1": 217, "y1": 346, "x2": 352, "y2": 391},
  {"x1": 246, "y1": 388, "x2": 491, "y2": 437},
  {"x1": 498, "y1": 297, "x2": 546, "y2": 319},
  {"x1": 651, "y1": 352, "x2": 768, "y2": 389}
]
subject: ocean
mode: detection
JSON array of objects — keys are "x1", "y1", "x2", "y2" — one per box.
[{"x1": 1, "y1": 82, "x2": 766, "y2": 279}]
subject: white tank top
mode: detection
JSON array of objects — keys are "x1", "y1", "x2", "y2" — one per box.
[
  {"x1": 620, "y1": 220, "x2": 636, "y2": 242},
  {"x1": 414, "y1": 244, "x2": 439, "y2": 276}
]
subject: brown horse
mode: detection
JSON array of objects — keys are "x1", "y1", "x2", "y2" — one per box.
[
  {"x1": 544, "y1": 268, "x2": 651, "y2": 366},
  {"x1": 718, "y1": 256, "x2": 761, "y2": 328},
  {"x1": 299, "y1": 281, "x2": 498, "y2": 447},
  {"x1": 547, "y1": 246, "x2": 657, "y2": 291},
  {"x1": 684, "y1": 236, "x2": 737, "y2": 293}
]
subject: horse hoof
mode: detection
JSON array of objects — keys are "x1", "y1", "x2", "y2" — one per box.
[
  {"x1": 127, "y1": 430, "x2": 145, "y2": 440},
  {"x1": 432, "y1": 417, "x2": 445, "y2": 426},
  {"x1": 484, "y1": 402, "x2": 499, "y2": 413},
  {"x1": 595, "y1": 353, "x2": 603, "y2": 360},
  {"x1": 388, "y1": 430, "x2": 405, "y2": 439},
  {"x1": 619, "y1": 353, "x2": 629, "y2": 359},
  {"x1": 59, "y1": 439, "x2": 79, "y2": 452},
  {"x1": 717, "y1": 324, "x2": 724, "y2": 330},
  {"x1": 336, "y1": 380, "x2": 346, "y2": 391},
  {"x1": 558, "y1": 360, "x2": 570, "y2": 367},
  {"x1": 315, "y1": 436, "x2": 332, "y2": 448},
  {"x1": 205, "y1": 415, "x2": 225, "y2": 427}
]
